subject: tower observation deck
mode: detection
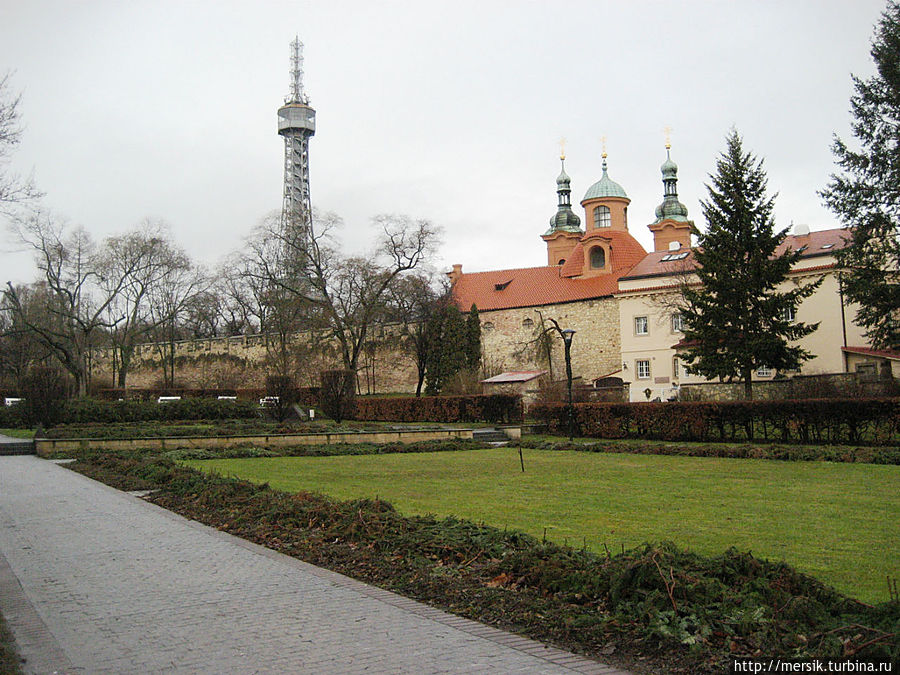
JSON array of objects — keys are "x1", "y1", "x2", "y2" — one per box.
[{"x1": 278, "y1": 37, "x2": 316, "y2": 244}]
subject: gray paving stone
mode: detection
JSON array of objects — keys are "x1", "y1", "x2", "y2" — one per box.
[{"x1": 0, "y1": 456, "x2": 633, "y2": 674}]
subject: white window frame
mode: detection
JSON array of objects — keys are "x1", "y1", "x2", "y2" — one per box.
[
  {"x1": 672, "y1": 357, "x2": 680, "y2": 379},
  {"x1": 756, "y1": 365, "x2": 773, "y2": 377},
  {"x1": 593, "y1": 205, "x2": 611, "y2": 228},
  {"x1": 634, "y1": 316, "x2": 649, "y2": 336},
  {"x1": 671, "y1": 313, "x2": 684, "y2": 333},
  {"x1": 781, "y1": 306, "x2": 795, "y2": 322},
  {"x1": 636, "y1": 359, "x2": 651, "y2": 379}
]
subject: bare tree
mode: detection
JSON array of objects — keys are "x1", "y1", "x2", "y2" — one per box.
[
  {"x1": 3, "y1": 212, "x2": 128, "y2": 396},
  {"x1": 0, "y1": 284, "x2": 53, "y2": 390},
  {"x1": 249, "y1": 211, "x2": 440, "y2": 375},
  {"x1": 145, "y1": 261, "x2": 207, "y2": 389},
  {"x1": 386, "y1": 272, "x2": 444, "y2": 396},
  {"x1": 0, "y1": 72, "x2": 42, "y2": 216}
]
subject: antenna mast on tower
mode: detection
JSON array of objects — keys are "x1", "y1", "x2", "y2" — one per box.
[{"x1": 278, "y1": 36, "x2": 316, "y2": 249}]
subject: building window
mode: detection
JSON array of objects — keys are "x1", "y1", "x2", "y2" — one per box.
[
  {"x1": 483, "y1": 322, "x2": 495, "y2": 332},
  {"x1": 671, "y1": 313, "x2": 684, "y2": 333},
  {"x1": 589, "y1": 246, "x2": 606, "y2": 269},
  {"x1": 781, "y1": 306, "x2": 795, "y2": 322},
  {"x1": 522, "y1": 318, "x2": 534, "y2": 328},
  {"x1": 756, "y1": 365, "x2": 773, "y2": 377},
  {"x1": 634, "y1": 316, "x2": 649, "y2": 335},
  {"x1": 593, "y1": 205, "x2": 611, "y2": 228},
  {"x1": 636, "y1": 360, "x2": 651, "y2": 379},
  {"x1": 673, "y1": 357, "x2": 680, "y2": 379},
  {"x1": 557, "y1": 258, "x2": 566, "y2": 265}
]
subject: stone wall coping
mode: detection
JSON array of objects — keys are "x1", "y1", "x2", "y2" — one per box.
[{"x1": 34, "y1": 427, "x2": 491, "y2": 455}]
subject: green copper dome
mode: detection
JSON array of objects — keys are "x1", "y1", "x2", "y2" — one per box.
[{"x1": 582, "y1": 157, "x2": 628, "y2": 201}]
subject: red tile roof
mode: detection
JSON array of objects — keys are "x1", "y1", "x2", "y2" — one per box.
[
  {"x1": 842, "y1": 346, "x2": 900, "y2": 361},
  {"x1": 620, "y1": 228, "x2": 849, "y2": 281},
  {"x1": 453, "y1": 264, "x2": 622, "y2": 311},
  {"x1": 454, "y1": 230, "x2": 648, "y2": 311}
]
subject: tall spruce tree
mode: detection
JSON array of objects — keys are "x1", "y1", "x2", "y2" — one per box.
[
  {"x1": 821, "y1": 2, "x2": 900, "y2": 350},
  {"x1": 680, "y1": 130, "x2": 821, "y2": 399}
]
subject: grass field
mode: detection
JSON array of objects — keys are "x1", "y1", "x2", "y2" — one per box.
[
  {"x1": 187, "y1": 447, "x2": 900, "y2": 603},
  {"x1": 0, "y1": 429, "x2": 33, "y2": 439}
]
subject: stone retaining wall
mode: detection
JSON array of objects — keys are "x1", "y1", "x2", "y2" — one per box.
[{"x1": 35, "y1": 428, "x2": 477, "y2": 456}]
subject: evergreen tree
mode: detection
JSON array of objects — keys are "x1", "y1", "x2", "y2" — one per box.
[
  {"x1": 464, "y1": 304, "x2": 482, "y2": 372},
  {"x1": 680, "y1": 130, "x2": 821, "y2": 399},
  {"x1": 821, "y1": 2, "x2": 900, "y2": 350},
  {"x1": 423, "y1": 301, "x2": 467, "y2": 395}
]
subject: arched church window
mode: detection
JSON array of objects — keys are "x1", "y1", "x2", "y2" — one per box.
[
  {"x1": 590, "y1": 246, "x2": 606, "y2": 269},
  {"x1": 593, "y1": 205, "x2": 611, "y2": 228}
]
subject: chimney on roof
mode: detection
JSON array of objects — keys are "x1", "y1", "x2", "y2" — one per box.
[{"x1": 448, "y1": 263, "x2": 463, "y2": 284}]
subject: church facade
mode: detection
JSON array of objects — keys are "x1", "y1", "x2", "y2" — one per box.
[{"x1": 451, "y1": 145, "x2": 894, "y2": 401}]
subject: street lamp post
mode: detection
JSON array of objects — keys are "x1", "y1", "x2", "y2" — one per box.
[{"x1": 561, "y1": 328, "x2": 576, "y2": 441}]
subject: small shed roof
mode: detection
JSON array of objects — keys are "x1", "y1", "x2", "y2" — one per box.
[{"x1": 481, "y1": 370, "x2": 548, "y2": 384}]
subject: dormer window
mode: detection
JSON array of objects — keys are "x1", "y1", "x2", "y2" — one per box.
[
  {"x1": 593, "y1": 205, "x2": 611, "y2": 228},
  {"x1": 589, "y1": 246, "x2": 606, "y2": 269}
]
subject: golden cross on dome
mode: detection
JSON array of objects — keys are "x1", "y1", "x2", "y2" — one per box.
[
  {"x1": 664, "y1": 125, "x2": 673, "y2": 150},
  {"x1": 559, "y1": 137, "x2": 567, "y2": 160},
  {"x1": 601, "y1": 135, "x2": 607, "y2": 158}
]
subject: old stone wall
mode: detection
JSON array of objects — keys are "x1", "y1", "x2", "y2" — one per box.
[
  {"x1": 90, "y1": 329, "x2": 421, "y2": 394},
  {"x1": 478, "y1": 298, "x2": 621, "y2": 384}
]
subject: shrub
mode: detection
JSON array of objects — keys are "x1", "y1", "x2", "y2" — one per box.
[
  {"x1": 319, "y1": 370, "x2": 356, "y2": 423},
  {"x1": 532, "y1": 398, "x2": 900, "y2": 446},
  {"x1": 264, "y1": 374, "x2": 298, "y2": 423},
  {"x1": 355, "y1": 394, "x2": 523, "y2": 424},
  {"x1": 20, "y1": 365, "x2": 68, "y2": 427}
]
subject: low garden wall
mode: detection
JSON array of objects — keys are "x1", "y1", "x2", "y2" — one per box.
[{"x1": 35, "y1": 427, "x2": 476, "y2": 456}]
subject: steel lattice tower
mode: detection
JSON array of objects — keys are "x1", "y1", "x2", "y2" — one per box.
[{"x1": 277, "y1": 37, "x2": 316, "y2": 244}]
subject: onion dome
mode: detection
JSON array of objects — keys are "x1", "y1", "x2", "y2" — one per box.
[
  {"x1": 546, "y1": 157, "x2": 582, "y2": 233},
  {"x1": 583, "y1": 154, "x2": 628, "y2": 201},
  {"x1": 654, "y1": 147, "x2": 690, "y2": 222}
]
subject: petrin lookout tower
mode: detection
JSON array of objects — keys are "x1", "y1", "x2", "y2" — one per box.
[{"x1": 277, "y1": 37, "x2": 316, "y2": 242}]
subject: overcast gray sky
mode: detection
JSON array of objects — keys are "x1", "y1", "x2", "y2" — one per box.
[{"x1": 0, "y1": 0, "x2": 886, "y2": 284}]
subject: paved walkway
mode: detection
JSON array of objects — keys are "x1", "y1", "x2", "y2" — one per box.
[{"x1": 0, "y1": 456, "x2": 629, "y2": 674}]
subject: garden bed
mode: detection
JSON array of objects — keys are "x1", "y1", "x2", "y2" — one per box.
[{"x1": 65, "y1": 449, "x2": 899, "y2": 674}]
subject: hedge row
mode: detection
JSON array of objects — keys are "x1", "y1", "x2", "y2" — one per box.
[
  {"x1": 94, "y1": 387, "x2": 319, "y2": 405},
  {"x1": 0, "y1": 398, "x2": 260, "y2": 428},
  {"x1": 355, "y1": 394, "x2": 523, "y2": 424},
  {"x1": 533, "y1": 399, "x2": 900, "y2": 446}
]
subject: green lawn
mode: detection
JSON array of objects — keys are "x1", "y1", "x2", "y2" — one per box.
[
  {"x1": 187, "y1": 448, "x2": 900, "y2": 603},
  {"x1": 0, "y1": 429, "x2": 33, "y2": 439}
]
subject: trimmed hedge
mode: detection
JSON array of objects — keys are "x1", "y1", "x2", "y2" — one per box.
[
  {"x1": 0, "y1": 398, "x2": 261, "y2": 428},
  {"x1": 355, "y1": 394, "x2": 523, "y2": 424},
  {"x1": 533, "y1": 399, "x2": 900, "y2": 446}
]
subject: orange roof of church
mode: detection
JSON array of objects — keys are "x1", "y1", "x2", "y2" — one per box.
[
  {"x1": 453, "y1": 265, "x2": 623, "y2": 311},
  {"x1": 454, "y1": 229, "x2": 647, "y2": 311},
  {"x1": 621, "y1": 228, "x2": 849, "y2": 281}
]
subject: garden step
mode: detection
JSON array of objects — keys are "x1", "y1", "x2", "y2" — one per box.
[
  {"x1": 472, "y1": 429, "x2": 510, "y2": 443},
  {"x1": 0, "y1": 439, "x2": 35, "y2": 455}
]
